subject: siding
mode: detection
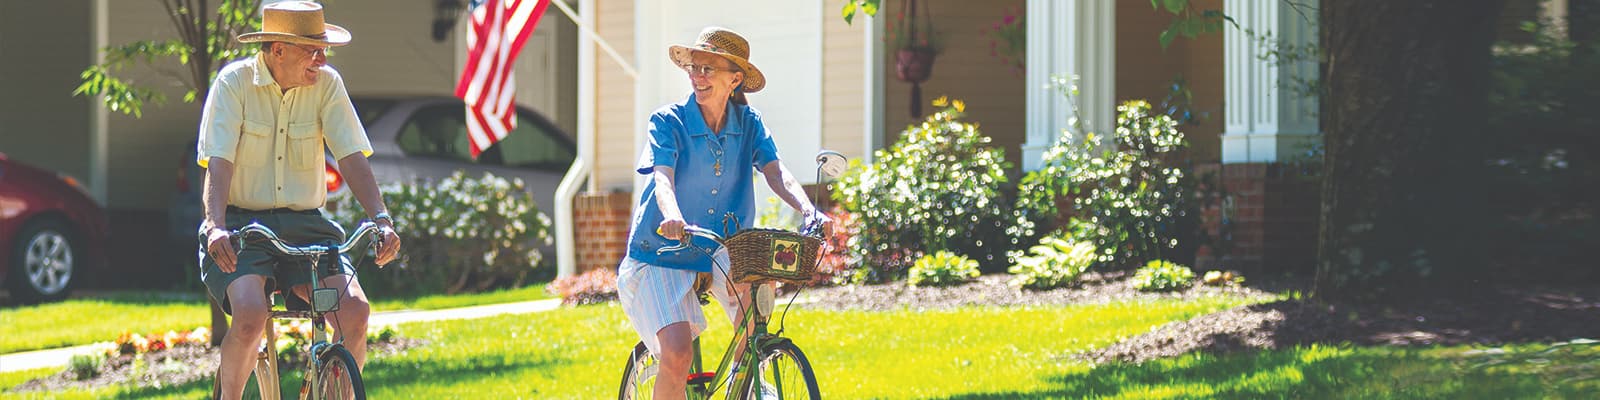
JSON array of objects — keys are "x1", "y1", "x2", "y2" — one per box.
[
  {"x1": 822, "y1": 1, "x2": 866, "y2": 161},
  {"x1": 0, "y1": 1, "x2": 92, "y2": 182},
  {"x1": 1116, "y1": 0, "x2": 1224, "y2": 162},
  {"x1": 880, "y1": 0, "x2": 1027, "y2": 170},
  {"x1": 594, "y1": 0, "x2": 637, "y2": 191}
]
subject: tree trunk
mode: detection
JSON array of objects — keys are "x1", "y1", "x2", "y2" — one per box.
[{"x1": 1314, "y1": 0, "x2": 1506, "y2": 301}]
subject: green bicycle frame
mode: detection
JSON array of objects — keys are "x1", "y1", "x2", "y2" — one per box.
[{"x1": 684, "y1": 284, "x2": 790, "y2": 399}]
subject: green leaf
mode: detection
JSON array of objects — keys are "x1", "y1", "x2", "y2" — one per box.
[
  {"x1": 842, "y1": 1, "x2": 857, "y2": 25},
  {"x1": 862, "y1": 1, "x2": 877, "y2": 16},
  {"x1": 1158, "y1": 29, "x2": 1176, "y2": 49},
  {"x1": 1162, "y1": 0, "x2": 1187, "y2": 15}
]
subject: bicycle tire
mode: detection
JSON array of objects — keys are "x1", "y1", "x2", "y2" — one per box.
[
  {"x1": 747, "y1": 339, "x2": 820, "y2": 400},
  {"x1": 617, "y1": 341, "x2": 659, "y2": 399},
  {"x1": 314, "y1": 345, "x2": 366, "y2": 400}
]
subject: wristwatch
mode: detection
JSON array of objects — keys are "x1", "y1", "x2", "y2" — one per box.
[{"x1": 372, "y1": 212, "x2": 393, "y2": 225}]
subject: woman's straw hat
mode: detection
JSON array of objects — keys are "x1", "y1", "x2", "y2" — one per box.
[
  {"x1": 669, "y1": 27, "x2": 765, "y2": 93},
  {"x1": 237, "y1": 1, "x2": 351, "y2": 47}
]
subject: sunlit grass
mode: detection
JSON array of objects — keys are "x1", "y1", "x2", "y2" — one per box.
[
  {"x1": 0, "y1": 284, "x2": 551, "y2": 354},
  {"x1": 3, "y1": 296, "x2": 1250, "y2": 398},
  {"x1": 9, "y1": 292, "x2": 1592, "y2": 399}
]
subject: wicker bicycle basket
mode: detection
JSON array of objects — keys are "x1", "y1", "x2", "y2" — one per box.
[{"x1": 723, "y1": 228, "x2": 822, "y2": 285}]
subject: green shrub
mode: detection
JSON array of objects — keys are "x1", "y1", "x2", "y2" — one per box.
[
  {"x1": 67, "y1": 352, "x2": 104, "y2": 380},
  {"x1": 1008, "y1": 235, "x2": 1097, "y2": 290},
  {"x1": 1012, "y1": 98, "x2": 1202, "y2": 269},
  {"x1": 908, "y1": 251, "x2": 980, "y2": 287},
  {"x1": 331, "y1": 171, "x2": 552, "y2": 295},
  {"x1": 835, "y1": 97, "x2": 1013, "y2": 282},
  {"x1": 1132, "y1": 260, "x2": 1196, "y2": 292}
]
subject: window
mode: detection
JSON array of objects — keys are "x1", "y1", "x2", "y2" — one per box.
[
  {"x1": 395, "y1": 105, "x2": 474, "y2": 162},
  {"x1": 350, "y1": 99, "x2": 394, "y2": 127},
  {"x1": 394, "y1": 104, "x2": 576, "y2": 171},
  {"x1": 476, "y1": 111, "x2": 577, "y2": 170}
]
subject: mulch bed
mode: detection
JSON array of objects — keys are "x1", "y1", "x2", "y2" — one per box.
[
  {"x1": 801, "y1": 273, "x2": 1600, "y2": 364},
  {"x1": 12, "y1": 338, "x2": 424, "y2": 393}
]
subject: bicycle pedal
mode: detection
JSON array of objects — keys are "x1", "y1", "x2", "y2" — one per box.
[{"x1": 687, "y1": 371, "x2": 716, "y2": 385}]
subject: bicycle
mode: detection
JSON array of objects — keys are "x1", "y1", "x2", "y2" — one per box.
[
  {"x1": 616, "y1": 151, "x2": 848, "y2": 400},
  {"x1": 210, "y1": 220, "x2": 381, "y2": 400}
]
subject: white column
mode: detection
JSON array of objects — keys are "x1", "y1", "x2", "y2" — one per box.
[
  {"x1": 1221, "y1": 0, "x2": 1319, "y2": 164},
  {"x1": 90, "y1": 0, "x2": 109, "y2": 205},
  {"x1": 553, "y1": 0, "x2": 595, "y2": 279},
  {"x1": 862, "y1": 9, "x2": 885, "y2": 163},
  {"x1": 1023, "y1": 0, "x2": 1115, "y2": 172}
]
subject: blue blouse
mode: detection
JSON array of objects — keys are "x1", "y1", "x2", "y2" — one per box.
[{"x1": 624, "y1": 93, "x2": 781, "y2": 272}]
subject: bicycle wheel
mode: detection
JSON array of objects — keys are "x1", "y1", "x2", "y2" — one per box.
[
  {"x1": 211, "y1": 335, "x2": 281, "y2": 399},
  {"x1": 617, "y1": 341, "x2": 659, "y2": 399},
  {"x1": 314, "y1": 345, "x2": 366, "y2": 400},
  {"x1": 748, "y1": 339, "x2": 820, "y2": 400}
]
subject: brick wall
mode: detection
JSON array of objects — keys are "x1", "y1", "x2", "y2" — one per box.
[
  {"x1": 1195, "y1": 162, "x2": 1320, "y2": 276},
  {"x1": 574, "y1": 191, "x2": 634, "y2": 273}
]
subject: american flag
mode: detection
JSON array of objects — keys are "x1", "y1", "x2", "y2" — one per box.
[{"x1": 455, "y1": 0, "x2": 550, "y2": 158}]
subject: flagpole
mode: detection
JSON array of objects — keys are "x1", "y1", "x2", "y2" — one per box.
[{"x1": 549, "y1": 0, "x2": 638, "y2": 80}]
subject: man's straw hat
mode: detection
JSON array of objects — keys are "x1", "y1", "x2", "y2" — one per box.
[{"x1": 237, "y1": 1, "x2": 351, "y2": 47}]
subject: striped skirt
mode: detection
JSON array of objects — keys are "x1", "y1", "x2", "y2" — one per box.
[{"x1": 617, "y1": 248, "x2": 745, "y2": 356}]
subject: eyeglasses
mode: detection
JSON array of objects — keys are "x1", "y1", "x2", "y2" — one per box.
[
  {"x1": 292, "y1": 44, "x2": 330, "y2": 58},
  {"x1": 681, "y1": 62, "x2": 737, "y2": 77}
]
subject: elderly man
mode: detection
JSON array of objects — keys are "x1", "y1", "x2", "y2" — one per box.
[{"x1": 195, "y1": 2, "x2": 401, "y2": 398}]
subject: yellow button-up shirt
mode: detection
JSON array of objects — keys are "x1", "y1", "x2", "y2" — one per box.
[{"x1": 197, "y1": 55, "x2": 372, "y2": 211}]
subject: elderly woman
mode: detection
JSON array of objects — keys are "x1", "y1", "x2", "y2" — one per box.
[{"x1": 616, "y1": 27, "x2": 831, "y2": 398}]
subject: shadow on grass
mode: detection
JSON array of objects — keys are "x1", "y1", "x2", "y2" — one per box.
[
  {"x1": 101, "y1": 353, "x2": 565, "y2": 399},
  {"x1": 936, "y1": 346, "x2": 1595, "y2": 399}
]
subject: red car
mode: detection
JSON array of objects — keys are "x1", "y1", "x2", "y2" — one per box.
[{"x1": 0, "y1": 153, "x2": 109, "y2": 303}]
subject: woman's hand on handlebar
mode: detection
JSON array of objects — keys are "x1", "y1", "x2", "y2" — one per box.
[
  {"x1": 657, "y1": 216, "x2": 687, "y2": 241},
  {"x1": 804, "y1": 208, "x2": 834, "y2": 239},
  {"x1": 205, "y1": 226, "x2": 239, "y2": 273}
]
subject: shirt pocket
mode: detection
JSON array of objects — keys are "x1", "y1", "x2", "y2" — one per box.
[
  {"x1": 286, "y1": 121, "x2": 322, "y2": 171},
  {"x1": 236, "y1": 120, "x2": 274, "y2": 167}
]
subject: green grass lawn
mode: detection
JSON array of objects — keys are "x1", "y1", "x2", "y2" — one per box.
[
  {"x1": 2, "y1": 296, "x2": 1249, "y2": 398},
  {"x1": 0, "y1": 284, "x2": 551, "y2": 355},
  {"x1": 7, "y1": 295, "x2": 1594, "y2": 399}
]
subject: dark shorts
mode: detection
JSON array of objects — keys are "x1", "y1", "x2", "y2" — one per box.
[{"x1": 198, "y1": 208, "x2": 356, "y2": 314}]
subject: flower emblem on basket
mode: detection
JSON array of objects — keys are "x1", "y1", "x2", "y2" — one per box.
[{"x1": 771, "y1": 238, "x2": 801, "y2": 272}]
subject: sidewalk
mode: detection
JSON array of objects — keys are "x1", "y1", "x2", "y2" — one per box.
[{"x1": 0, "y1": 298, "x2": 563, "y2": 373}]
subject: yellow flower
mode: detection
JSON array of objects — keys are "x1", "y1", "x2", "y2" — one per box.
[
  {"x1": 952, "y1": 99, "x2": 965, "y2": 113},
  {"x1": 932, "y1": 96, "x2": 949, "y2": 107}
]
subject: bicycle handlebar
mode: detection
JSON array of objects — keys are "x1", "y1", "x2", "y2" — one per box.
[
  {"x1": 656, "y1": 225, "x2": 724, "y2": 255},
  {"x1": 232, "y1": 220, "x2": 382, "y2": 257}
]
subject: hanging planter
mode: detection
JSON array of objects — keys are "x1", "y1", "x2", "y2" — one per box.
[{"x1": 886, "y1": 0, "x2": 941, "y2": 118}]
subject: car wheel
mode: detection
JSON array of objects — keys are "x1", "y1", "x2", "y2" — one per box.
[{"x1": 6, "y1": 218, "x2": 78, "y2": 303}]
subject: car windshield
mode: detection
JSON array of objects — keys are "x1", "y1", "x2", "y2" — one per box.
[
  {"x1": 350, "y1": 99, "x2": 394, "y2": 127},
  {"x1": 394, "y1": 104, "x2": 575, "y2": 171}
]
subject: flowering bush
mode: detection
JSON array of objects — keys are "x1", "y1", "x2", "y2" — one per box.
[
  {"x1": 1132, "y1": 260, "x2": 1196, "y2": 292},
  {"x1": 907, "y1": 251, "x2": 979, "y2": 287},
  {"x1": 834, "y1": 97, "x2": 1013, "y2": 283},
  {"x1": 1008, "y1": 235, "x2": 1097, "y2": 290},
  {"x1": 1012, "y1": 97, "x2": 1203, "y2": 270},
  {"x1": 983, "y1": 6, "x2": 1025, "y2": 75},
  {"x1": 331, "y1": 171, "x2": 553, "y2": 295},
  {"x1": 92, "y1": 324, "x2": 398, "y2": 370},
  {"x1": 815, "y1": 204, "x2": 863, "y2": 285},
  {"x1": 109, "y1": 328, "x2": 210, "y2": 358},
  {"x1": 548, "y1": 267, "x2": 619, "y2": 306}
]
